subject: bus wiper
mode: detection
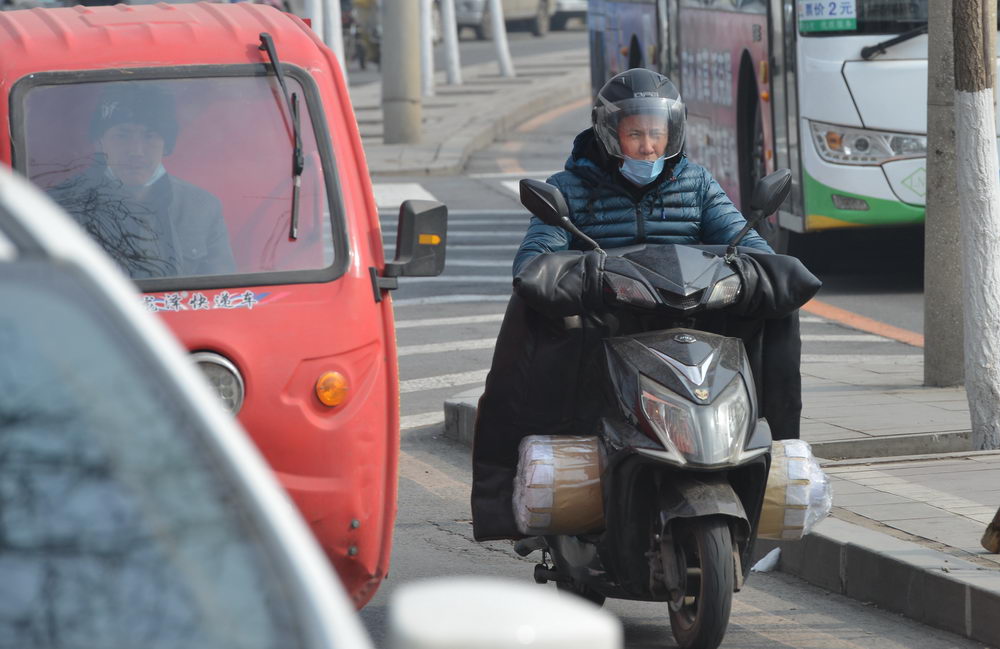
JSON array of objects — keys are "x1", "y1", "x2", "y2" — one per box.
[
  {"x1": 860, "y1": 24, "x2": 927, "y2": 60},
  {"x1": 259, "y1": 32, "x2": 304, "y2": 240}
]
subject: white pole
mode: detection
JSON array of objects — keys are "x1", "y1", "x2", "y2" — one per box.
[
  {"x1": 325, "y1": 0, "x2": 347, "y2": 77},
  {"x1": 304, "y1": 0, "x2": 325, "y2": 45},
  {"x1": 420, "y1": 0, "x2": 435, "y2": 96},
  {"x1": 440, "y1": 0, "x2": 462, "y2": 85},
  {"x1": 487, "y1": 0, "x2": 515, "y2": 77}
]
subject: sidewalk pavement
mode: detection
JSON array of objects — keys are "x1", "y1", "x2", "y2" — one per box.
[
  {"x1": 346, "y1": 39, "x2": 1000, "y2": 649},
  {"x1": 348, "y1": 47, "x2": 590, "y2": 176}
]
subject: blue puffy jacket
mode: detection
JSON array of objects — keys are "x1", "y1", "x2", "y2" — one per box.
[{"x1": 512, "y1": 129, "x2": 773, "y2": 276}]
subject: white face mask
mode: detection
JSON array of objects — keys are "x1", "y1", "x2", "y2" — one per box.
[{"x1": 620, "y1": 155, "x2": 666, "y2": 186}]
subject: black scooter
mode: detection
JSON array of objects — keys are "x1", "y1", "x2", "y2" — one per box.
[{"x1": 509, "y1": 170, "x2": 811, "y2": 649}]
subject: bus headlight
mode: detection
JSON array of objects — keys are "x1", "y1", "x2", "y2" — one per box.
[
  {"x1": 191, "y1": 352, "x2": 245, "y2": 414},
  {"x1": 809, "y1": 121, "x2": 926, "y2": 166}
]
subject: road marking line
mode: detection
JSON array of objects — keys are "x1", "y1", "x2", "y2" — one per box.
[
  {"x1": 393, "y1": 295, "x2": 512, "y2": 306},
  {"x1": 445, "y1": 259, "x2": 515, "y2": 267},
  {"x1": 731, "y1": 598, "x2": 872, "y2": 649},
  {"x1": 396, "y1": 313, "x2": 506, "y2": 328},
  {"x1": 516, "y1": 96, "x2": 591, "y2": 132},
  {"x1": 382, "y1": 230, "x2": 523, "y2": 238},
  {"x1": 801, "y1": 334, "x2": 890, "y2": 342},
  {"x1": 401, "y1": 412, "x2": 445, "y2": 430},
  {"x1": 467, "y1": 171, "x2": 559, "y2": 179},
  {"x1": 500, "y1": 180, "x2": 519, "y2": 196},
  {"x1": 497, "y1": 157, "x2": 525, "y2": 174},
  {"x1": 380, "y1": 208, "x2": 528, "y2": 216},
  {"x1": 399, "y1": 276, "x2": 512, "y2": 284},
  {"x1": 381, "y1": 218, "x2": 526, "y2": 227},
  {"x1": 802, "y1": 354, "x2": 922, "y2": 363},
  {"x1": 500, "y1": 140, "x2": 525, "y2": 153},
  {"x1": 803, "y1": 299, "x2": 924, "y2": 348},
  {"x1": 399, "y1": 369, "x2": 489, "y2": 393},
  {"x1": 446, "y1": 244, "x2": 519, "y2": 250},
  {"x1": 372, "y1": 182, "x2": 438, "y2": 208},
  {"x1": 799, "y1": 315, "x2": 824, "y2": 323},
  {"x1": 398, "y1": 338, "x2": 497, "y2": 357},
  {"x1": 398, "y1": 450, "x2": 466, "y2": 498}
]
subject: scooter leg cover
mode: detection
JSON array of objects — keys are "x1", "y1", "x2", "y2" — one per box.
[
  {"x1": 471, "y1": 295, "x2": 603, "y2": 541},
  {"x1": 762, "y1": 311, "x2": 802, "y2": 440}
]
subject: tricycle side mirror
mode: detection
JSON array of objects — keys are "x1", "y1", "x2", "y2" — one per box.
[
  {"x1": 384, "y1": 200, "x2": 448, "y2": 278},
  {"x1": 519, "y1": 179, "x2": 602, "y2": 252},
  {"x1": 373, "y1": 200, "x2": 447, "y2": 301}
]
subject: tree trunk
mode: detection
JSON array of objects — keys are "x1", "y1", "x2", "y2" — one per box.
[{"x1": 955, "y1": 0, "x2": 1000, "y2": 450}]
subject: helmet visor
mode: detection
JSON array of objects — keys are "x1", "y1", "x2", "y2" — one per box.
[{"x1": 594, "y1": 96, "x2": 686, "y2": 160}]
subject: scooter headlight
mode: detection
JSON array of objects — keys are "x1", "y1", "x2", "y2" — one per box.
[{"x1": 639, "y1": 374, "x2": 751, "y2": 466}]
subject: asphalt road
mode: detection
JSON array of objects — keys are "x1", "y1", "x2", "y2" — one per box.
[{"x1": 356, "y1": 87, "x2": 973, "y2": 647}]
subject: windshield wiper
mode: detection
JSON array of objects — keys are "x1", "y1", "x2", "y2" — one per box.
[
  {"x1": 259, "y1": 32, "x2": 304, "y2": 240},
  {"x1": 860, "y1": 24, "x2": 927, "y2": 60}
]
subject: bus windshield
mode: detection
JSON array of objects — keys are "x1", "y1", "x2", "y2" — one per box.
[
  {"x1": 19, "y1": 74, "x2": 335, "y2": 284},
  {"x1": 798, "y1": 0, "x2": 927, "y2": 35}
]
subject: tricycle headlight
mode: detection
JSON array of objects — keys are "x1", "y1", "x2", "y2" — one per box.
[
  {"x1": 639, "y1": 374, "x2": 751, "y2": 466},
  {"x1": 191, "y1": 352, "x2": 245, "y2": 414},
  {"x1": 706, "y1": 274, "x2": 742, "y2": 309},
  {"x1": 809, "y1": 121, "x2": 926, "y2": 166}
]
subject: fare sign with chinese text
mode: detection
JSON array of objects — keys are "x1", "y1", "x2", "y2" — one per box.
[{"x1": 798, "y1": 0, "x2": 857, "y2": 32}]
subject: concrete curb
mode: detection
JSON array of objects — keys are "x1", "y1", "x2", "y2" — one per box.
[{"x1": 751, "y1": 518, "x2": 1000, "y2": 647}]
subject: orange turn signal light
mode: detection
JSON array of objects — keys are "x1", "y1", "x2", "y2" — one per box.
[
  {"x1": 825, "y1": 131, "x2": 843, "y2": 151},
  {"x1": 316, "y1": 371, "x2": 349, "y2": 407},
  {"x1": 419, "y1": 234, "x2": 442, "y2": 245}
]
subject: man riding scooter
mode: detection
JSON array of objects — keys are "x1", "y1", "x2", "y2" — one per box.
[{"x1": 511, "y1": 68, "x2": 803, "y2": 441}]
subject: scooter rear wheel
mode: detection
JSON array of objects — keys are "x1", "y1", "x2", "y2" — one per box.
[{"x1": 667, "y1": 517, "x2": 734, "y2": 649}]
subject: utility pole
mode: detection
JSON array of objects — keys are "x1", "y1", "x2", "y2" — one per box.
[
  {"x1": 420, "y1": 0, "x2": 435, "y2": 97},
  {"x1": 954, "y1": 0, "x2": 1000, "y2": 450},
  {"x1": 440, "y1": 0, "x2": 463, "y2": 85},
  {"x1": 382, "y1": 0, "x2": 422, "y2": 144},
  {"x1": 924, "y1": 0, "x2": 962, "y2": 386},
  {"x1": 488, "y1": 0, "x2": 515, "y2": 77}
]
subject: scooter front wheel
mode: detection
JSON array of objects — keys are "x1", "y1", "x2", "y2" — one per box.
[{"x1": 667, "y1": 517, "x2": 734, "y2": 649}]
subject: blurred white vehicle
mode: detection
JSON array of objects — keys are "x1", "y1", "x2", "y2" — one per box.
[
  {"x1": 456, "y1": 0, "x2": 555, "y2": 39},
  {"x1": 0, "y1": 166, "x2": 622, "y2": 649},
  {"x1": 552, "y1": 0, "x2": 586, "y2": 30}
]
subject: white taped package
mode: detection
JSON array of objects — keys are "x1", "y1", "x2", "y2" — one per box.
[
  {"x1": 757, "y1": 439, "x2": 832, "y2": 541},
  {"x1": 512, "y1": 435, "x2": 605, "y2": 536}
]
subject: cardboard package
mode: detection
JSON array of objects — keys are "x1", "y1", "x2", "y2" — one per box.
[
  {"x1": 512, "y1": 435, "x2": 605, "y2": 536},
  {"x1": 757, "y1": 439, "x2": 832, "y2": 541}
]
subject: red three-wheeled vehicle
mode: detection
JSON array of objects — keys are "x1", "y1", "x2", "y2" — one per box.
[{"x1": 0, "y1": 2, "x2": 446, "y2": 607}]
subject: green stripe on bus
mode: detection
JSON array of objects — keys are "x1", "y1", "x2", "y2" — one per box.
[{"x1": 803, "y1": 170, "x2": 925, "y2": 231}]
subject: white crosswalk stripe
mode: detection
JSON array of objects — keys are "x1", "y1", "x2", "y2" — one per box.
[
  {"x1": 398, "y1": 338, "x2": 497, "y2": 356},
  {"x1": 372, "y1": 183, "x2": 438, "y2": 208}
]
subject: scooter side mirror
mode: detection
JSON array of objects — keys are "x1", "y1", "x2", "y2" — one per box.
[
  {"x1": 519, "y1": 178, "x2": 569, "y2": 226},
  {"x1": 519, "y1": 179, "x2": 603, "y2": 252},
  {"x1": 749, "y1": 168, "x2": 792, "y2": 218},
  {"x1": 726, "y1": 168, "x2": 792, "y2": 253}
]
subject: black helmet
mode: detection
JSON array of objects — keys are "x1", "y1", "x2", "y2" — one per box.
[
  {"x1": 89, "y1": 83, "x2": 179, "y2": 155},
  {"x1": 592, "y1": 68, "x2": 685, "y2": 160}
]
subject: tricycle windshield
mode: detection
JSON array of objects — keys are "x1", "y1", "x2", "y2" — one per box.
[{"x1": 20, "y1": 74, "x2": 336, "y2": 284}]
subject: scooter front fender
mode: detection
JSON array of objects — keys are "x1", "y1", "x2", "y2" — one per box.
[{"x1": 657, "y1": 474, "x2": 749, "y2": 539}]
